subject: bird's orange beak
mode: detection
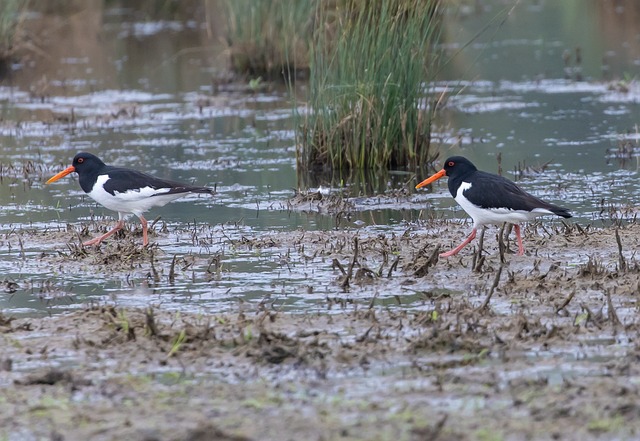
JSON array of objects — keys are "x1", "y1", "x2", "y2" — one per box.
[
  {"x1": 46, "y1": 165, "x2": 75, "y2": 184},
  {"x1": 415, "y1": 169, "x2": 447, "y2": 189}
]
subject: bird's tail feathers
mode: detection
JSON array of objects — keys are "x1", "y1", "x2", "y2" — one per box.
[
  {"x1": 191, "y1": 186, "x2": 216, "y2": 195},
  {"x1": 551, "y1": 206, "x2": 572, "y2": 219}
]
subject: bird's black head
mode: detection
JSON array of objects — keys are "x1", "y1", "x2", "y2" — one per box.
[
  {"x1": 441, "y1": 156, "x2": 478, "y2": 178},
  {"x1": 71, "y1": 152, "x2": 106, "y2": 175},
  {"x1": 415, "y1": 156, "x2": 479, "y2": 198},
  {"x1": 416, "y1": 156, "x2": 478, "y2": 190},
  {"x1": 46, "y1": 152, "x2": 107, "y2": 187}
]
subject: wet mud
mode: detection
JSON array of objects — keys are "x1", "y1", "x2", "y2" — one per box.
[
  {"x1": 2, "y1": 216, "x2": 640, "y2": 440},
  {"x1": 3, "y1": 2, "x2": 640, "y2": 440}
]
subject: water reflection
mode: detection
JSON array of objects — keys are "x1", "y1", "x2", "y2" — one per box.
[{"x1": 1, "y1": 1, "x2": 640, "y2": 316}]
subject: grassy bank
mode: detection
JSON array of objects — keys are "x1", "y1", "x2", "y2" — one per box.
[
  {"x1": 0, "y1": 0, "x2": 27, "y2": 64},
  {"x1": 223, "y1": 0, "x2": 443, "y2": 171},
  {"x1": 223, "y1": 0, "x2": 313, "y2": 80},
  {"x1": 297, "y1": 0, "x2": 443, "y2": 171}
]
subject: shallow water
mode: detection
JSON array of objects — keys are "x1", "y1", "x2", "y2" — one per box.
[{"x1": 1, "y1": 1, "x2": 640, "y2": 317}]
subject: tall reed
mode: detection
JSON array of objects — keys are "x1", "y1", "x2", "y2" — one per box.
[
  {"x1": 223, "y1": 0, "x2": 314, "y2": 80},
  {"x1": 298, "y1": 0, "x2": 443, "y2": 171}
]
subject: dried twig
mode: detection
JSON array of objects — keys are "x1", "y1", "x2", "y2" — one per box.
[
  {"x1": 332, "y1": 258, "x2": 347, "y2": 276},
  {"x1": 414, "y1": 246, "x2": 439, "y2": 277},
  {"x1": 387, "y1": 255, "x2": 400, "y2": 278},
  {"x1": 169, "y1": 255, "x2": 177, "y2": 283},
  {"x1": 477, "y1": 264, "x2": 504, "y2": 311},
  {"x1": 555, "y1": 289, "x2": 576, "y2": 314},
  {"x1": 145, "y1": 307, "x2": 159, "y2": 336},
  {"x1": 341, "y1": 237, "x2": 359, "y2": 288},
  {"x1": 615, "y1": 229, "x2": 626, "y2": 271},
  {"x1": 605, "y1": 288, "x2": 621, "y2": 327},
  {"x1": 473, "y1": 228, "x2": 485, "y2": 273},
  {"x1": 498, "y1": 223, "x2": 506, "y2": 263}
]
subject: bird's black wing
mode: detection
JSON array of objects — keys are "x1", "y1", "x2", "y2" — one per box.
[
  {"x1": 102, "y1": 167, "x2": 214, "y2": 196},
  {"x1": 466, "y1": 172, "x2": 570, "y2": 217}
]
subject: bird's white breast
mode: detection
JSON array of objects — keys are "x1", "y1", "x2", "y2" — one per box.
[
  {"x1": 454, "y1": 181, "x2": 554, "y2": 227},
  {"x1": 88, "y1": 174, "x2": 187, "y2": 216}
]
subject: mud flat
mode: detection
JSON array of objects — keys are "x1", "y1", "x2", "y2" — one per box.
[{"x1": 1, "y1": 219, "x2": 640, "y2": 440}]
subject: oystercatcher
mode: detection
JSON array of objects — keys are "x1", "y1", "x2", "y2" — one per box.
[
  {"x1": 416, "y1": 156, "x2": 572, "y2": 257},
  {"x1": 46, "y1": 152, "x2": 214, "y2": 246}
]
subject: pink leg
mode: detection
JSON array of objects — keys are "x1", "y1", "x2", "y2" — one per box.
[
  {"x1": 514, "y1": 224, "x2": 524, "y2": 255},
  {"x1": 83, "y1": 220, "x2": 125, "y2": 246},
  {"x1": 440, "y1": 228, "x2": 477, "y2": 258},
  {"x1": 139, "y1": 215, "x2": 149, "y2": 247}
]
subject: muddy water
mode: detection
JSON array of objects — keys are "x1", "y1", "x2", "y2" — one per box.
[
  {"x1": 0, "y1": 3, "x2": 425, "y2": 316},
  {"x1": 435, "y1": 0, "x2": 640, "y2": 221},
  {"x1": 3, "y1": 2, "x2": 640, "y2": 440},
  {"x1": 0, "y1": 0, "x2": 639, "y2": 320}
]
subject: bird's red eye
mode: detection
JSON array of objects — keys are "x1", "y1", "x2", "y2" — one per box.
[
  {"x1": 448, "y1": 161, "x2": 454, "y2": 167},
  {"x1": 78, "y1": 158, "x2": 84, "y2": 163}
]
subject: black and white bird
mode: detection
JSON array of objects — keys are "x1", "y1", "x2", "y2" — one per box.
[
  {"x1": 46, "y1": 152, "x2": 214, "y2": 246},
  {"x1": 416, "y1": 156, "x2": 572, "y2": 257}
]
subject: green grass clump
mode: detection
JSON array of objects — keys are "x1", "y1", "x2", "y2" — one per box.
[
  {"x1": 223, "y1": 0, "x2": 314, "y2": 80},
  {"x1": 298, "y1": 0, "x2": 443, "y2": 171},
  {"x1": 0, "y1": 0, "x2": 27, "y2": 63}
]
